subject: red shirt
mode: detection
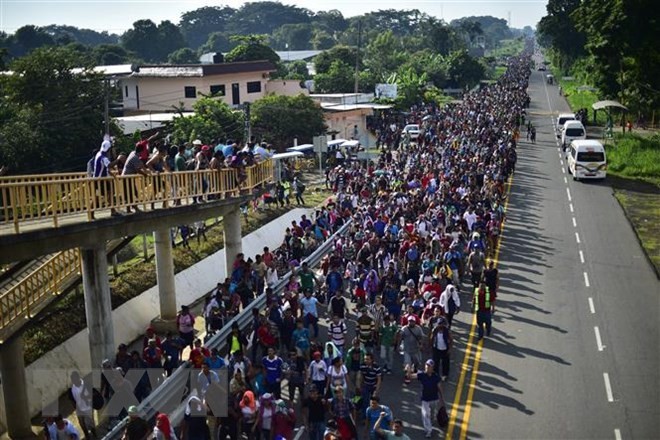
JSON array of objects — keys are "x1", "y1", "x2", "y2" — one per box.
[
  {"x1": 189, "y1": 347, "x2": 210, "y2": 368},
  {"x1": 400, "y1": 313, "x2": 421, "y2": 326}
]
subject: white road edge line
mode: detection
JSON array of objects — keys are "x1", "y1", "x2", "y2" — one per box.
[
  {"x1": 566, "y1": 188, "x2": 572, "y2": 202},
  {"x1": 604, "y1": 373, "x2": 614, "y2": 402},
  {"x1": 584, "y1": 271, "x2": 590, "y2": 287},
  {"x1": 614, "y1": 429, "x2": 622, "y2": 440},
  {"x1": 588, "y1": 297, "x2": 595, "y2": 314},
  {"x1": 579, "y1": 250, "x2": 585, "y2": 263},
  {"x1": 569, "y1": 203, "x2": 574, "y2": 213},
  {"x1": 576, "y1": 232, "x2": 581, "y2": 243},
  {"x1": 595, "y1": 326, "x2": 604, "y2": 351},
  {"x1": 572, "y1": 217, "x2": 577, "y2": 228}
]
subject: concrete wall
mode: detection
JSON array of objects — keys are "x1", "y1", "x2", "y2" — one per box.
[
  {"x1": 265, "y1": 80, "x2": 309, "y2": 96},
  {"x1": 0, "y1": 208, "x2": 311, "y2": 430}
]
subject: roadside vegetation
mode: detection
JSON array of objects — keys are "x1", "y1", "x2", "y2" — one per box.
[
  {"x1": 24, "y1": 187, "x2": 332, "y2": 364},
  {"x1": 606, "y1": 134, "x2": 660, "y2": 186},
  {"x1": 614, "y1": 190, "x2": 660, "y2": 275}
]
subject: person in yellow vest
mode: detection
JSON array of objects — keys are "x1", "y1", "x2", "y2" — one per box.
[{"x1": 472, "y1": 281, "x2": 494, "y2": 340}]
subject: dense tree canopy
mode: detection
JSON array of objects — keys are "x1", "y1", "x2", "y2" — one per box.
[
  {"x1": 179, "y1": 6, "x2": 236, "y2": 49},
  {"x1": 121, "y1": 19, "x2": 187, "y2": 62},
  {"x1": 250, "y1": 94, "x2": 326, "y2": 151},
  {"x1": 0, "y1": 47, "x2": 105, "y2": 173},
  {"x1": 224, "y1": 35, "x2": 280, "y2": 64},
  {"x1": 169, "y1": 97, "x2": 244, "y2": 145},
  {"x1": 538, "y1": 0, "x2": 659, "y2": 113}
]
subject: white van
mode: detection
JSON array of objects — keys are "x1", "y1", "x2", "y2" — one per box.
[
  {"x1": 556, "y1": 113, "x2": 576, "y2": 138},
  {"x1": 561, "y1": 120, "x2": 586, "y2": 149},
  {"x1": 567, "y1": 140, "x2": 607, "y2": 180}
]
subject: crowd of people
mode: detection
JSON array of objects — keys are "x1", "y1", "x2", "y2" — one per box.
[{"x1": 53, "y1": 52, "x2": 532, "y2": 440}]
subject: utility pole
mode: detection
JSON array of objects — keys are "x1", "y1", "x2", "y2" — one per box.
[
  {"x1": 244, "y1": 102, "x2": 251, "y2": 145},
  {"x1": 104, "y1": 78, "x2": 110, "y2": 135},
  {"x1": 354, "y1": 19, "x2": 361, "y2": 104}
]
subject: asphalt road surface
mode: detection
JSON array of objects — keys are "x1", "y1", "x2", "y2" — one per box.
[{"x1": 362, "y1": 66, "x2": 660, "y2": 439}]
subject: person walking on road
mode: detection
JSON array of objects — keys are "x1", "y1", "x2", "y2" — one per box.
[
  {"x1": 406, "y1": 359, "x2": 443, "y2": 438},
  {"x1": 439, "y1": 283, "x2": 460, "y2": 328},
  {"x1": 473, "y1": 281, "x2": 494, "y2": 340},
  {"x1": 397, "y1": 317, "x2": 425, "y2": 383},
  {"x1": 430, "y1": 317, "x2": 452, "y2": 381}
]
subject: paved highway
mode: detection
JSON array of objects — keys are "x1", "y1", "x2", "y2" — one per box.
[{"x1": 433, "y1": 66, "x2": 659, "y2": 439}]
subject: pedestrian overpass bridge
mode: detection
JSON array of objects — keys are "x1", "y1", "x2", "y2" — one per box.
[{"x1": 0, "y1": 160, "x2": 273, "y2": 438}]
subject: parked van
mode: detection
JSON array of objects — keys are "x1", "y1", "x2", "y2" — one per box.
[
  {"x1": 567, "y1": 140, "x2": 607, "y2": 180},
  {"x1": 561, "y1": 120, "x2": 586, "y2": 149},
  {"x1": 556, "y1": 113, "x2": 576, "y2": 138}
]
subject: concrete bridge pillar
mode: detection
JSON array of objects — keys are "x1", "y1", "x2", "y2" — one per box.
[
  {"x1": 80, "y1": 244, "x2": 114, "y2": 371},
  {"x1": 0, "y1": 336, "x2": 36, "y2": 439},
  {"x1": 152, "y1": 228, "x2": 178, "y2": 332},
  {"x1": 224, "y1": 207, "x2": 243, "y2": 279}
]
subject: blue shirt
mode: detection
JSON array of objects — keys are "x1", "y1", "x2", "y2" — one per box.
[
  {"x1": 205, "y1": 356, "x2": 226, "y2": 370},
  {"x1": 418, "y1": 372, "x2": 441, "y2": 401},
  {"x1": 366, "y1": 405, "x2": 392, "y2": 432},
  {"x1": 262, "y1": 356, "x2": 283, "y2": 384}
]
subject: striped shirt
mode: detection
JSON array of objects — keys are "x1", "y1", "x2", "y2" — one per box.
[
  {"x1": 368, "y1": 304, "x2": 387, "y2": 328},
  {"x1": 359, "y1": 363, "x2": 381, "y2": 387},
  {"x1": 328, "y1": 320, "x2": 347, "y2": 348}
]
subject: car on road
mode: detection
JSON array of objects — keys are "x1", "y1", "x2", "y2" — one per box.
[
  {"x1": 566, "y1": 139, "x2": 607, "y2": 180},
  {"x1": 561, "y1": 120, "x2": 586, "y2": 149},
  {"x1": 556, "y1": 113, "x2": 576, "y2": 138},
  {"x1": 538, "y1": 65, "x2": 547, "y2": 71},
  {"x1": 403, "y1": 124, "x2": 420, "y2": 140}
]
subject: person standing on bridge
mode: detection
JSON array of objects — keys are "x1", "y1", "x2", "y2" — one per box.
[
  {"x1": 92, "y1": 138, "x2": 122, "y2": 218},
  {"x1": 472, "y1": 280, "x2": 494, "y2": 340}
]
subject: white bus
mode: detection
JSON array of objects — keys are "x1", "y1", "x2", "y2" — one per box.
[{"x1": 567, "y1": 140, "x2": 607, "y2": 180}]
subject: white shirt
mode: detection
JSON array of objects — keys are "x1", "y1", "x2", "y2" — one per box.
[
  {"x1": 434, "y1": 330, "x2": 449, "y2": 350},
  {"x1": 71, "y1": 381, "x2": 93, "y2": 414},
  {"x1": 463, "y1": 211, "x2": 477, "y2": 231},
  {"x1": 309, "y1": 359, "x2": 327, "y2": 381},
  {"x1": 439, "y1": 285, "x2": 461, "y2": 314}
]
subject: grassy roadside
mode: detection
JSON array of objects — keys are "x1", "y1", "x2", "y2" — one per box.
[
  {"x1": 24, "y1": 187, "x2": 333, "y2": 364},
  {"x1": 613, "y1": 190, "x2": 660, "y2": 276},
  {"x1": 605, "y1": 133, "x2": 660, "y2": 186}
]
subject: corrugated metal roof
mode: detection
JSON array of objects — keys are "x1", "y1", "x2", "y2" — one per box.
[
  {"x1": 134, "y1": 66, "x2": 204, "y2": 78},
  {"x1": 131, "y1": 61, "x2": 276, "y2": 78}
]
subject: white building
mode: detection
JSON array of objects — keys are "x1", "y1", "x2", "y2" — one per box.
[{"x1": 119, "y1": 60, "x2": 307, "y2": 114}]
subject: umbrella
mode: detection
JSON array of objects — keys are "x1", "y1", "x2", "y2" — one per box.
[
  {"x1": 592, "y1": 100, "x2": 628, "y2": 111},
  {"x1": 422, "y1": 115, "x2": 434, "y2": 122}
]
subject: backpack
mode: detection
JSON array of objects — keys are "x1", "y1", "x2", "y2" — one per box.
[{"x1": 448, "y1": 293, "x2": 458, "y2": 315}]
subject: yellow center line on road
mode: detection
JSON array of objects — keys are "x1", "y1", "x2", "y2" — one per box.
[{"x1": 445, "y1": 174, "x2": 514, "y2": 439}]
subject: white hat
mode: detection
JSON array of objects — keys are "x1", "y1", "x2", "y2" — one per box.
[
  {"x1": 100, "y1": 140, "x2": 111, "y2": 152},
  {"x1": 192, "y1": 139, "x2": 202, "y2": 146}
]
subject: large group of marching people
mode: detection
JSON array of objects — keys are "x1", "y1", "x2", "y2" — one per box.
[{"x1": 53, "y1": 52, "x2": 532, "y2": 440}]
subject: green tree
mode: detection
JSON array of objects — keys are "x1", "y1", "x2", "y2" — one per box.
[
  {"x1": 363, "y1": 30, "x2": 406, "y2": 82},
  {"x1": 121, "y1": 19, "x2": 187, "y2": 62},
  {"x1": 93, "y1": 44, "x2": 137, "y2": 65},
  {"x1": 271, "y1": 23, "x2": 313, "y2": 50},
  {"x1": 179, "y1": 6, "x2": 237, "y2": 49},
  {"x1": 169, "y1": 97, "x2": 244, "y2": 145},
  {"x1": 312, "y1": 10, "x2": 348, "y2": 34},
  {"x1": 445, "y1": 49, "x2": 485, "y2": 88},
  {"x1": 314, "y1": 60, "x2": 355, "y2": 93},
  {"x1": 199, "y1": 32, "x2": 235, "y2": 54},
  {"x1": 537, "y1": 0, "x2": 587, "y2": 72},
  {"x1": 226, "y1": 2, "x2": 312, "y2": 35},
  {"x1": 250, "y1": 94, "x2": 325, "y2": 151},
  {"x1": 0, "y1": 47, "x2": 105, "y2": 173},
  {"x1": 310, "y1": 29, "x2": 335, "y2": 50},
  {"x1": 388, "y1": 68, "x2": 429, "y2": 108},
  {"x1": 168, "y1": 47, "x2": 199, "y2": 64},
  {"x1": 225, "y1": 34, "x2": 280, "y2": 64},
  {"x1": 314, "y1": 45, "x2": 361, "y2": 74}
]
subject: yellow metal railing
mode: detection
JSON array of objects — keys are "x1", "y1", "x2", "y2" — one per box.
[
  {"x1": 0, "y1": 160, "x2": 273, "y2": 233},
  {"x1": 0, "y1": 172, "x2": 88, "y2": 184},
  {"x1": 0, "y1": 248, "x2": 80, "y2": 341}
]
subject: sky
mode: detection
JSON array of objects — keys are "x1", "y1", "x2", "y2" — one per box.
[{"x1": 1, "y1": 0, "x2": 547, "y2": 35}]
